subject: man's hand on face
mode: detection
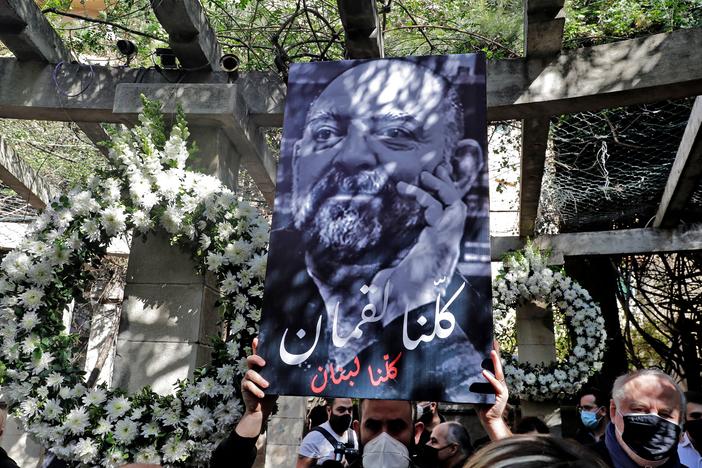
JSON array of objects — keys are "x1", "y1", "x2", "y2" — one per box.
[
  {"x1": 237, "y1": 338, "x2": 278, "y2": 437},
  {"x1": 369, "y1": 165, "x2": 467, "y2": 319},
  {"x1": 474, "y1": 341, "x2": 512, "y2": 440}
]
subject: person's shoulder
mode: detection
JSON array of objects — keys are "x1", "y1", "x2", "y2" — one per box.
[{"x1": 0, "y1": 448, "x2": 19, "y2": 468}]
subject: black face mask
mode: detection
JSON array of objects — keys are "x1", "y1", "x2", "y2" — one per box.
[
  {"x1": 329, "y1": 414, "x2": 352, "y2": 434},
  {"x1": 620, "y1": 413, "x2": 681, "y2": 461},
  {"x1": 686, "y1": 419, "x2": 702, "y2": 445},
  {"x1": 422, "y1": 444, "x2": 452, "y2": 465}
]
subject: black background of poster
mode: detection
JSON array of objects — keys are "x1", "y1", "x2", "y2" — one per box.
[{"x1": 258, "y1": 54, "x2": 494, "y2": 403}]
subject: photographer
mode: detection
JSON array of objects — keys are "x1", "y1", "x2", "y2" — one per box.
[{"x1": 297, "y1": 398, "x2": 359, "y2": 467}]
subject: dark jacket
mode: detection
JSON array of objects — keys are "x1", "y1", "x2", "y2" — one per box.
[
  {"x1": 210, "y1": 431, "x2": 258, "y2": 468},
  {"x1": 0, "y1": 447, "x2": 19, "y2": 468}
]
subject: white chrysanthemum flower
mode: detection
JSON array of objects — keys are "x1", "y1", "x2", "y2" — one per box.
[
  {"x1": 220, "y1": 272, "x2": 238, "y2": 295},
  {"x1": 32, "y1": 351, "x2": 54, "y2": 374},
  {"x1": 94, "y1": 418, "x2": 112, "y2": 436},
  {"x1": 161, "y1": 205, "x2": 184, "y2": 234},
  {"x1": 223, "y1": 240, "x2": 252, "y2": 264},
  {"x1": 185, "y1": 405, "x2": 215, "y2": 437},
  {"x1": 247, "y1": 253, "x2": 268, "y2": 279},
  {"x1": 19, "y1": 311, "x2": 39, "y2": 330},
  {"x1": 20, "y1": 288, "x2": 44, "y2": 311},
  {"x1": 102, "y1": 448, "x2": 126, "y2": 468},
  {"x1": 43, "y1": 399, "x2": 63, "y2": 421},
  {"x1": 205, "y1": 252, "x2": 227, "y2": 272},
  {"x1": 142, "y1": 421, "x2": 160, "y2": 438},
  {"x1": 83, "y1": 388, "x2": 107, "y2": 406},
  {"x1": 1, "y1": 251, "x2": 30, "y2": 281},
  {"x1": 198, "y1": 377, "x2": 218, "y2": 397},
  {"x1": 131, "y1": 210, "x2": 153, "y2": 233},
  {"x1": 28, "y1": 261, "x2": 52, "y2": 287},
  {"x1": 199, "y1": 234, "x2": 211, "y2": 250},
  {"x1": 160, "y1": 408, "x2": 181, "y2": 427},
  {"x1": 46, "y1": 372, "x2": 64, "y2": 388},
  {"x1": 64, "y1": 408, "x2": 90, "y2": 435},
  {"x1": 70, "y1": 190, "x2": 100, "y2": 216},
  {"x1": 20, "y1": 398, "x2": 39, "y2": 417},
  {"x1": 80, "y1": 218, "x2": 102, "y2": 242},
  {"x1": 135, "y1": 446, "x2": 161, "y2": 464},
  {"x1": 183, "y1": 385, "x2": 201, "y2": 405},
  {"x1": 0, "y1": 278, "x2": 14, "y2": 294},
  {"x1": 101, "y1": 206, "x2": 127, "y2": 236},
  {"x1": 162, "y1": 437, "x2": 189, "y2": 463},
  {"x1": 113, "y1": 418, "x2": 138, "y2": 444},
  {"x1": 217, "y1": 365, "x2": 236, "y2": 384},
  {"x1": 22, "y1": 334, "x2": 41, "y2": 354},
  {"x1": 106, "y1": 396, "x2": 131, "y2": 420},
  {"x1": 74, "y1": 437, "x2": 99, "y2": 463},
  {"x1": 156, "y1": 169, "x2": 182, "y2": 200}
]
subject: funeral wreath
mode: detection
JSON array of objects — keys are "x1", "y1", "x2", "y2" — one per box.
[
  {"x1": 0, "y1": 99, "x2": 269, "y2": 466},
  {"x1": 492, "y1": 243, "x2": 607, "y2": 401}
]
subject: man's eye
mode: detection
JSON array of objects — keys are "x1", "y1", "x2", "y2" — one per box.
[
  {"x1": 313, "y1": 127, "x2": 340, "y2": 142},
  {"x1": 378, "y1": 127, "x2": 414, "y2": 139}
]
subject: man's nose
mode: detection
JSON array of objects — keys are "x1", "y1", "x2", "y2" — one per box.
[{"x1": 333, "y1": 121, "x2": 376, "y2": 170}]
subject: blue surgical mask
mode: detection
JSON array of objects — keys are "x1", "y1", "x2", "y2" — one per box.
[{"x1": 581, "y1": 410, "x2": 601, "y2": 429}]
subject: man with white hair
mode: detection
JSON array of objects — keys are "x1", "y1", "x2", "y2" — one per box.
[{"x1": 592, "y1": 369, "x2": 686, "y2": 467}]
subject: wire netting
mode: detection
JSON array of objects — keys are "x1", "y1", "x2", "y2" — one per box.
[
  {"x1": 538, "y1": 99, "x2": 695, "y2": 233},
  {"x1": 0, "y1": 183, "x2": 38, "y2": 222}
]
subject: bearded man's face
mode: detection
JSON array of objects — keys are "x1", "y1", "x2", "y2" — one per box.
[{"x1": 292, "y1": 60, "x2": 458, "y2": 268}]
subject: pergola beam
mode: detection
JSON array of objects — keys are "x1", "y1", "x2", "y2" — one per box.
[
  {"x1": 491, "y1": 225, "x2": 702, "y2": 261},
  {"x1": 519, "y1": 0, "x2": 565, "y2": 236},
  {"x1": 653, "y1": 96, "x2": 702, "y2": 228},
  {"x1": 3, "y1": 28, "x2": 702, "y2": 126},
  {"x1": 337, "y1": 0, "x2": 383, "y2": 58},
  {"x1": 0, "y1": 136, "x2": 54, "y2": 209},
  {"x1": 0, "y1": 0, "x2": 109, "y2": 155},
  {"x1": 150, "y1": 0, "x2": 222, "y2": 71}
]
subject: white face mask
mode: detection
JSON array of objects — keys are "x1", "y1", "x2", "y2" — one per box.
[{"x1": 362, "y1": 432, "x2": 411, "y2": 468}]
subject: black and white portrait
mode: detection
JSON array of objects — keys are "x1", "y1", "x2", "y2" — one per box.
[{"x1": 259, "y1": 54, "x2": 493, "y2": 403}]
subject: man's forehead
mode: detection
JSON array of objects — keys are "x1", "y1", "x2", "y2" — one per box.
[
  {"x1": 622, "y1": 375, "x2": 681, "y2": 406},
  {"x1": 310, "y1": 62, "x2": 447, "y2": 121},
  {"x1": 580, "y1": 394, "x2": 596, "y2": 405},
  {"x1": 362, "y1": 400, "x2": 412, "y2": 421},
  {"x1": 333, "y1": 398, "x2": 353, "y2": 408}
]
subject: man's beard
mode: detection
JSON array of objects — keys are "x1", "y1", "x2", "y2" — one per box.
[{"x1": 294, "y1": 166, "x2": 424, "y2": 270}]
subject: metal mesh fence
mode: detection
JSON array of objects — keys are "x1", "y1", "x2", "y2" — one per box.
[
  {"x1": 0, "y1": 182, "x2": 38, "y2": 221},
  {"x1": 538, "y1": 99, "x2": 695, "y2": 233}
]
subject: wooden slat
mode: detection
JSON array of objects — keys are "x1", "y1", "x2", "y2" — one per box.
[
  {"x1": 150, "y1": 0, "x2": 222, "y2": 71},
  {"x1": 653, "y1": 96, "x2": 702, "y2": 227},
  {"x1": 519, "y1": 0, "x2": 565, "y2": 236},
  {"x1": 0, "y1": 136, "x2": 54, "y2": 209},
  {"x1": 491, "y1": 225, "x2": 702, "y2": 261}
]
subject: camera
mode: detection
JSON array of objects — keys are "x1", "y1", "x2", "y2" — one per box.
[{"x1": 334, "y1": 441, "x2": 360, "y2": 463}]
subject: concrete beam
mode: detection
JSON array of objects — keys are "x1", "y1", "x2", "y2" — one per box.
[
  {"x1": 150, "y1": 0, "x2": 222, "y2": 71},
  {"x1": 1, "y1": 28, "x2": 702, "y2": 125},
  {"x1": 491, "y1": 225, "x2": 702, "y2": 261},
  {"x1": 518, "y1": 0, "x2": 565, "y2": 236},
  {"x1": 0, "y1": 136, "x2": 54, "y2": 209},
  {"x1": 337, "y1": 0, "x2": 383, "y2": 59},
  {"x1": 654, "y1": 96, "x2": 702, "y2": 228},
  {"x1": 113, "y1": 84, "x2": 277, "y2": 206},
  {"x1": 0, "y1": 0, "x2": 72, "y2": 62}
]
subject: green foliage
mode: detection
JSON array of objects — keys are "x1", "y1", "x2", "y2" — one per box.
[{"x1": 564, "y1": 0, "x2": 702, "y2": 48}]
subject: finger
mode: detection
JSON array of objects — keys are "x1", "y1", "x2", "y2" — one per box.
[
  {"x1": 397, "y1": 181, "x2": 442, "y2": 226},
  {"x1": 435, "y1": 164, "x2": 453, "y2": 184},
  {"x1": 244, "y1": 368, "x2": 269, "y2": 389},
  {"x1": 491, "y1": 350, "x2": 505, "y2": 381},
  {"x1": 253, "y1": 337, "x2": 259, "y2": 355},
  {"x1": 482, "y1": 369, "x2": 506, "y2": 396},
  {"x1": 247, "y1": 354, "x2": 266, "y2": 370},
  {"x1": 420, "y1": 172, "x2": 460, "y2": 205},
  {"x1": 242, "y1": 379, "x2": 266, "y2": 399}
]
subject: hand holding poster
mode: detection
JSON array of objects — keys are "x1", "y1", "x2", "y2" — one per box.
[{"x1": 259, "y1": 54, "x2": 493, "y2": 402}]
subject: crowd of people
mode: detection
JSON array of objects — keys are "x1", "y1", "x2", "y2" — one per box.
[
  {"x1": 207, "y1": 339, "x2": 701, "y2": 468},
  {"x1": 1, "y1": 340, "x2": 699, "y2": 468}
]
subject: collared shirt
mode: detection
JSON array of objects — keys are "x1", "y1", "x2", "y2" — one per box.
[{"x1": 678, "y1": 432, "x2": 702, "y2": 468}]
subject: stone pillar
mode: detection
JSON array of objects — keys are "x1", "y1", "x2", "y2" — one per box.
[
  {"x1": 264, "y1": 396, "x2": 306, "y2": 468},
  {"x1": 111, "y1": 125, "x2": 240, "y2": 393},
  {"x1": 516, "y1": 301, "x2": 561, "y2": 434}
]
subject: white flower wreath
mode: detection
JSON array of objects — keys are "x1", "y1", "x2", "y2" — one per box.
[
  {"x1": 492, "y1": 243, "x2": 607, "y2": 401},
  {"x1": 0, "y1": 99, "x2": 269, "y2": 466}
]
